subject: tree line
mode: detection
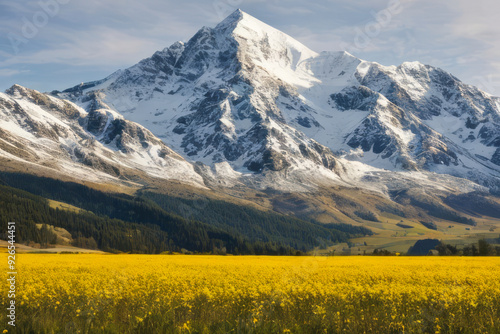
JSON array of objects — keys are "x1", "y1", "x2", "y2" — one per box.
[
  {"x1": 141, "y1": 190, "x2": 373, "y2": 250},
  {"x1": 0, "y1": 172, "x2": 372, "y2": 254},
  {"x1": 0, "y1": 183, "x2": 301, "y2": 254}
]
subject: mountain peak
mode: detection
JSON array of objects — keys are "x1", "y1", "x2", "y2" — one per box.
[
  {"x1": 217, "y1": 8, "x2": 245, "y2": 25},
  {"x1": 214, "y1": 9, "x2": 317, "y2": 68},
  {"x1": 215, "y1": 9, "x2": 258, "y2": 33},
  {"x1": 231, "y1": 8, "x2": 245, "y2": 18},
  {"x1": 5, "y1": 84, "x2": 32, "y2": 97},
  {"x1": 6, "y1": 84, "x2": 26, "y2": 92}
]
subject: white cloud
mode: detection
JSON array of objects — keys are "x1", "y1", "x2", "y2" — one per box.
[
  {"x1": 0, "y1": 26, "x2": 163, "y2": 67},
  {"x1": 0, "y1": 69, "x2": 29, "y2": 77}
]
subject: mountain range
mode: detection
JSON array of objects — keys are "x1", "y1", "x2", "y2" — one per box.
[{"x1": 1, "y1": 10, "x2": 500, "y2": 253}]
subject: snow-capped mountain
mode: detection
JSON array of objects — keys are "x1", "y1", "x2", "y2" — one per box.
[
  {"x1": 52, "y1": 9, "x2": 500, "y2": 194},
  {"x1": 0, "y1": 84, "x2": 204, "y2": 186},
  {"x1": 0, "y1": 9, "x2": 496, "y2": 197},
  {"x1": 58, "y1": 10, "x2": 340, "y2": 178}
]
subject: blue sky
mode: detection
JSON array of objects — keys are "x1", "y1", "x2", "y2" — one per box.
[{"x1": 1, "y1": 0, "x2": 499, "y2": 95}]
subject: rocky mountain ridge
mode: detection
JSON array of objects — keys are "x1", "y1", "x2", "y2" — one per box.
[{"x1": 1, "y1": 9, "x2": 499, "y2": 196}]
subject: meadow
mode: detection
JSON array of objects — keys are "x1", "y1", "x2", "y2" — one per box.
[{"x1": 4, "y1": 254, "x2": 500, "y2": 333}]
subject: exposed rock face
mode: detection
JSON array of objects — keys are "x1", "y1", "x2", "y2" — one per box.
[{"x1": 492, "y1": 148, "x2": 500, "y2": 166}]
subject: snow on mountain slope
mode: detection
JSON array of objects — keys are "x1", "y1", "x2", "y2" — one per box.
[
  {"x1": 347, "y1": 60, "x2": 500, "y2": 189},
  {"x1": 0, "y1": 85, "x2": 205, "y2": 187},
  {"x1": 54, "y1": 9, "x2": 500, "y2": 193},
  {"x1": 218, "y1": 9, "x2": 319, "y2": 88}
]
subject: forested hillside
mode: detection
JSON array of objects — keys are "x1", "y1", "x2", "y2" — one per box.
[{"x1": 0, "y1": 173, "x2": 372, "y2": 254}]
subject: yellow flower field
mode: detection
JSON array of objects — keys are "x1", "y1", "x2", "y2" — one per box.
[{"x1": 5, "y1": 254, "x2": 500, "y2": 333}]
